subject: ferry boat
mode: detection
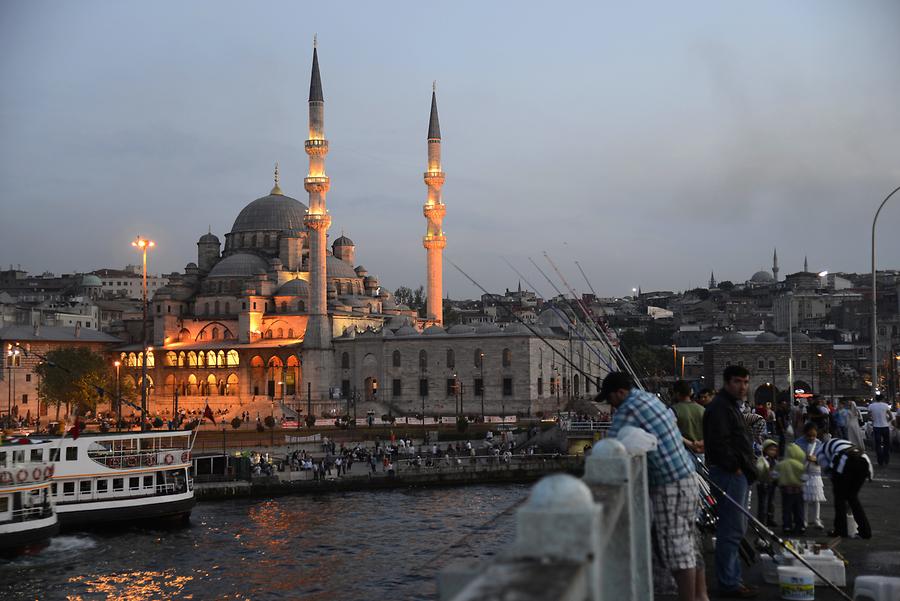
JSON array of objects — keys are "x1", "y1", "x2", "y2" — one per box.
[
  {"x1": 0, "y1": 438, "x2": 59, "y2": 554},
  {"x1": 42, "y1": 429, "x2": 196, "y2": 528}
]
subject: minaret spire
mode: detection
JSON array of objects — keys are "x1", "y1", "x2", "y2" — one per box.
[
  {"x1": 301, "y1": 38, "x2": 333, "y2": 401},
  {"x1": 271, "y1": 161, "x2": 282, "y2": 195},
  {"x1": 423, "y1": 83, "x2": 447, "y2": 324},
  {"x1": 709, "y1": 271, "x2": 716, "y2": 289},
  {"x1": 804, "y1": 255, "x2": 809, "y2": 273},
  {"x1": 772, "y1": 247, "x2": 779, "y2": 282}
]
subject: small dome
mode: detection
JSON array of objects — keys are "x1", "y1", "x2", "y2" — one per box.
[
  {"x1": 231, "y1": 193, "x2": 308, "y2": 233},
  {"x1": 394, "y1": 324, "x2": 419, "y2": 337},
  {"x1": 503, "y1": 322, "x2": 531, "y2": 335},
  {"x1": 199, "y1": 232, "x2": 220, "y2": 244},
  {"x1": 475, "y1": 322, "x2": 501, "y2": 334},
  {"x1": 750, "y1": 270, "x2": 774, "y2": 283},
  {"x1": 81, "y1": 274, "x2": 102, "y2": 287},
  {"x1": 185, "y1": 262, "x2": 198, "y2": 269},
  {"x1": 207, "y1": 253, "x2": 269, "y2": 278},
  {"x1": 790, "y1": 332, "x2": 811, "y2": 343},
  {"x1": 354, "y1": 265, "x2": 368, "y2": 277},
  {"x1": 276, "y1": 278, "x2": 311, "y2": 297},
  {"x1": 448, "y1": 324, "x2": 475, "y2": 335},
  {"x1": 333, "y1": 235, "x2": 354, "y2": 247},
  {"x1": 720, "y1": 331, "x2": 747, "y2": 344},
  {"x1": 755, "y1": 332, "x2": 779, "y2": 343},
  {"x1": 327, "y1": 255, "x2": 359, "y2": 279},
  {"x1": 423, "y1": 324, "x2": 447, "y2": 336}
]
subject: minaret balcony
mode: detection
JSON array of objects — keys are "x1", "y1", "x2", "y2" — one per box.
[
  {"x1": 423, "y1": 171, "x2": 445, "y2": 187},
  {"x1": 423, "y1": 234, "x2": 447, "y2": 250},
  {"x1": 423, "y1": 203, "x2": 446, "y2": 222},
  {"x1": 303, "y1": 212, "x2": 332, "y2": 232},
  {"x1": 305, "y1": 139, "x2": 329, "y2": 156},
  {"x1": 304, "y1": 176, "x2": 331, "y2": 194}
]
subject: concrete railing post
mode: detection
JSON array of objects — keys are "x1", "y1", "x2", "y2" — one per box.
[
  {"x1": 583, "y1": 439, "x2": 652, "y2": 600},
  {"x1": 512, "y1": 473, "x2": 604, "y2": 601}
]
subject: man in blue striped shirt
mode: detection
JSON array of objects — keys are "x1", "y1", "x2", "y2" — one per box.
[
  {"x1": 817, "y1": 438, "x2": 872, "y2": 538},
  {"x1": 599, "y1": 372, "x2": 704, "y2": 601}
]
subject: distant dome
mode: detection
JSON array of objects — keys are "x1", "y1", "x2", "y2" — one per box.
[
  {"x1": 750, "y1": 270, "x2": 774, "y2": 283},
  {"x1": 327, "y1": 255, "x2": 359, "y2": 278},
  {"x1": 333, "y1": 235, "x2": 354, "y2": 247},
  {"x1": 755, "y1": 332, "x2": 779, "y2": 343},
  {"x1": 790, "y1": 332, "x2": 811, "y2": 343},
  {"x1": 81, "y1": 275, "x2": 102, "y2": 287},
  {"x1": 199, "y1": 232, "x2": 220, "y2": 244},
  {"x1": 354, "y1": 265, "x2": 368, "y2": 277},
  {"x1": 503, "y1": 322, "x2": 531, "y2": 335},
  {"x1": 423, "y1": 324, "x2": 447, "y2": 336},
  {"x1": 394, "y1": 324, "x2": 419, "y2": 337},
  {"x1": 448, "y1": 324, "x2": 475, "y2": 335},
  {"x1": 276, "y1": 278, "x2": 310, "y2": 297},
  {"x1": 231, "y1": 193, "x2": 308, "y2": 233},
  {"x1": 207, "y1": 253, "x2": 269, "y2": 278},
  {"x1": 720, "y1": 331, "x2": 747, "y2": 344},
  {"x1": 475, "y1": 322, "x2": 501, "y2": 334}
]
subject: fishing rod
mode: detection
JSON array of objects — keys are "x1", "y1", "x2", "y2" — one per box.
[
  {"x1": 499, "y1": 257, "x2": 615, "y2": 372},
  {"x1": 447, "y1": 258, "x2": 601, "y2": 385},
  {"x1": 574, "y1": 260, "x2": 598, "y2": 297},
  {"x1": 693, "y1": 457, "x2": 853, "y2": 601},
  {"x1": 541, "y1": 252, "x2": 644, "y2": 386}
]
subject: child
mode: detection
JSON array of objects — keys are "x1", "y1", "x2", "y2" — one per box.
[
  {"x1": 755, "y1": 439, "x2": 779, "y2": 526},
  {"x1": 796, "y1": 422, "x2": 826, "y2": 529},
  {"x1": 775, "y1": 442, "x2": 807, "y2": 535}
]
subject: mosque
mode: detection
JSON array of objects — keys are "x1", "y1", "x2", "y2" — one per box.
[{"x1": 119, "y1": 43, "x2": 610, "y2": 420}]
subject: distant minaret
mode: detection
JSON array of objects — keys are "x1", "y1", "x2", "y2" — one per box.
[
  {"x1": 423, "y1": 82, "x2": 447, "y2": 324},
  {"x1": 709, "y1": 271, "x2": 717, "y2": 289},
  {"x1": 772, "y1": 248, "x2": 779, "y2": 282},
  {"x1": 302, "y1": 37, "x2": 333, "y2": 399},
  {"x1": 804, "y1": 255, "x2": 809, "y2": 273}
]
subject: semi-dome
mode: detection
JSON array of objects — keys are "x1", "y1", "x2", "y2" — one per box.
[
  {"x1": 327, "y1": 254, "x2": 359, "y2": 278},
  {"x1": 750, "y1": 270, "x2": 774, "y2": 283},
  {"x1": 81, "y1": 274, "x2": 102, "y2": 287},
  {"x1": 423, "y1": 324, "x2": 447, "y2": 336},
  {"x1": 720, "y1": 331, "x2": 747, "y2": 344},
  {"x1": 475, "y1": 322, "x2": 501, "y2": 334},
  {"x1": 231, "y1": 193, "x2": 308, "y2": 233},
  {"x1": 207, "y1": 253, "x2": 269, "y2": 278},
  {"x1": 755, "y1": 332, "x2": 779, "y2": 343},
  {"x1": 276, "y1": 278, "x2": 311, "y2": 296},
  {"x1": 448, "y1": 324, "x2": 475, "y2": 335},
  {"x1": 394, "y1": 324, "x2": 419, "y2": 337}
]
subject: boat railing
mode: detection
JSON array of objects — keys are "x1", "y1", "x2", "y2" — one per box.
[
  {"x1": 87, "y1": 449, "x2": 193, "y2": 469},
  {"x1": 4, "y1": 504, "x2": 53, "y2": 524}
]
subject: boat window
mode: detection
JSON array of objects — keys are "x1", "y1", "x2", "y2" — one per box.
[
  {"x1": 13, "y1": 450, "x2": 24, "y2": 464},
  {"x1": 97, "y1": 480, "x2": 108, "y2": 494},
  {"x1": 0, "y1": 452, "x2": 5, "y2": 468},
  {"x1": 66, "y1": 447, "x2": 78, "y2": 461},
  {"x1": 0, "y1": 497, "x2": 7, "y2": 513},
  {"x1": 113, "y1": 478, "x2": 124, "y2": 492},
  {"x1": 80, "y1": 481, "x2": 92, "y2": 494},
  {"x1": 143, "y1": 475, "x2": 154, "y2": 488},
  {"x1": 50, "y1": 449, "x2": 60, "y2": 462},
  {"x1": 30, "y1": 449, "x2": 43, "y2": 462},
  {"x1": 129, "y1": 477, "x2": 140, "y2": 491},
  {"x1": 63, "y1": 482, "x2": 75, "y2": 496},
  {"x1": 51, "y1": 483, "x2": 57, "y2": 495}
]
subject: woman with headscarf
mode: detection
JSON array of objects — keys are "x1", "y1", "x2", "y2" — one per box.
[{"x1": 847, "y1": 400, "x2": 866, "y2": 449}]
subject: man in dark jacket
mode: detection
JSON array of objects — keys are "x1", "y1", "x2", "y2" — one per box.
[{"x1": 703, "y1": 365, "x2": 757, "y2": 598}]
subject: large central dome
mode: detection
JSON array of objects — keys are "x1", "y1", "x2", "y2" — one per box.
[{"x1": 231, "y1": 192, "x2": 309, "y2": 233}]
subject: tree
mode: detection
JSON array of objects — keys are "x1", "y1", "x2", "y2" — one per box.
[
  {"x1": 393, "y1": 285, "x2": 427, "y2": 316},
  {"x1": 35, "y1": 347, "x2": 125, "y2": 420},
  {"x1": 718, "y1": 280, "x2": 735, "y2": 291}
]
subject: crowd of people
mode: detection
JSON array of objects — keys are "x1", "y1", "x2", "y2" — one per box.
[{"x1": 599, "y1": 366, "x2": 896, "y2": 600}]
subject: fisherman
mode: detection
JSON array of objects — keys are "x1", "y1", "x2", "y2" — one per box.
[
  {"x1": 703, "y1": 365, "x2": 758, "y2": 599},
  {"x1": 818, "y1": 437, "x2": 873, "y2": 539},
  {"x1": 598, "y1": 372, "x2": 707, "y2": 601}
]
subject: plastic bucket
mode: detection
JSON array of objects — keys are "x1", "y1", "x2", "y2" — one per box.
[{"x1": 778, "y1": 565, "x2": 814, "y2": 600}]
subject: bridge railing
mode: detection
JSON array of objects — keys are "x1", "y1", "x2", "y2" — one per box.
[
  {"x1": 438, "y1": 439, "x2": 651, "y2": 601},
  {"x1": 560, "y1": 420, "x2": 611, "y2": 433}
]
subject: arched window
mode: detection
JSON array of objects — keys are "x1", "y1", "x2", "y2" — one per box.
[
  {"x1": 212, "y1": 327, "x2": 219, "y2": 340},
  {"x1": 204, "y1": 302, "x2": 210, "y2": 315},
  {"x1": 226, "y1": 373, "x2": 239, "y2": 396},
  {"x1": 502, "y1": 348, "x2": 512, "y2": 368},
  {"x1": 128, "y1": 352, "x2": 137, "y2": 367},
  {"x1": 277, "y1": 328, "x2": 284, "y2": 339},
  {"x1": 187, "y1": 351, "x2": 197, "y2": 367},
  {"x1": 288, "y1": 328, "x2": 294, "y2": 338},
  {"x1": 225, "y1": 302, "x2": 230, "y2": 314},
  {"x1": 446, "y1": 349, "x2": 455, "y2": 369},
  {"x1": 178, "y1": 351, "x2": 185, "y2": 367},
  {"x1": 474, "y1": 348, "x2": 483, "y2": 368},
  {"x1": 146, "y1": 351, "x2": 155, "y2": 367},
  {"x1": 251, "y1": 234, "x2": 257, "y2": 247},
  {"x1": 266, "y1": 330, "x2": 273, "y2": 339},
  {"x1": 166, "y1": 351, "x2": 177, "y2": 367},
  {"x1": 341, "y1": 352, "x2": 350, "y2": 369},
  {"x1": 298, "y1": 300, "x2": 306, "y2": 312},
  {"x1": 419, "y1": 349, "x2": 428, "y2": 371},
  {"x1": 217, "y1": 350, "x2": 225, "y2": 367},
  {"x1": 227, "y1": 350, "x2": 239, "y2": 367},
  {"x1": 120, "y1": 352, "x2": 126, "y2": 363},
  {"x1": 281, "y1": 301, "x2": 287, "y2": 313},
  {"x1": 198, "y1": 330, "x2": 206, "y2": 341},
  {"x1": 214, "y1": 300, "x2": 220, "y2": 314},
  {"x1": 392, "y1": 350, "x2": 401, "y2": 368},
  {"x1": 207, "y1": 351, "x2": 216, "y2": 367}
]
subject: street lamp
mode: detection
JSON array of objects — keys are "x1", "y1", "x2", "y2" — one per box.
[
  {"x1": 114, "y1": 360, "x2": 121, "y2": 431},
  {"x1": 786, "y1": 292, "x2": 794, "y2": 404},
  {"x1": 479, "y1": 352, "x2": 485, "y2": 423},
  {"x1": 132, "y1": 236, "x2": 155, "y2": 429},
  {"x1": 6, "y1": 344, "x2": 20, "y2": 424},
  {"x1": 870, "y1": 185, "x2": 900, "y2": 398}
]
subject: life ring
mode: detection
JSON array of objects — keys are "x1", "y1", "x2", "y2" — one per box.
[
  {"x1": 0, "y1": 471, "x2": 11, "y2": 483},
  {"x1": 32, "y1": 468, "x2": 43, "y2": 481},
  {"x1": 109, "y1": 457, "x2": 121, "y2": 468},
  {"x1": 164, "y1": 454, "x2": 175, "y2": 465},
  {"x1": 144, "y1": 455, "x2": 156, "y2": 467},
  {"x1": 17, "y1": 469, "x2": 28, "y2": 483},
  {"x1": 43, "y1": 465, "x2": 54, "y2": 479},
  {"x1": 181, "y1": 451, "x2": 190, "y2": 463},
  {"x1": 126, "y1": 456, "x2": 137, "y2": 468}
]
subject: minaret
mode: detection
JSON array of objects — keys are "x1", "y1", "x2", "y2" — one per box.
[
  {"x1": 803, "y1": 255, "x2": 809, "y2": 273},
  {"x1": 709, "y1": 271, "x2": 716, "y2": 289},
  {"x1": 423, "y1": 82, "x2": 447, "y2": 324},
  {"x1": 772, "y1": 248, "x2": 779, "y2": 282},
  {"x1": 301, "y1": 38, "x2": 333, "y2": 400}
]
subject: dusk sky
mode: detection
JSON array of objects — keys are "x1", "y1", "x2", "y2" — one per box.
[{"x1": 2, "y1": 1, "x2": 899, "y2": 298}]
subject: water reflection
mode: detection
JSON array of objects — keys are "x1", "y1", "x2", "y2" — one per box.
[{"x1": 66, "y1": 570, "x2": 193, "y2": 601}]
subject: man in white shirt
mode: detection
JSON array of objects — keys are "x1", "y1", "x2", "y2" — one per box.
[{"x1": 868, "y1": 398, "x2": 894, "y2": 466}]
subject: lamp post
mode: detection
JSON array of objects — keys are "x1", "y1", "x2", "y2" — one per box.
[
  {"x1": 786, "y1": 292, "x2": 794, "y2": 404},
  {"x1": 554, "y1": 366, "x2": 560, "y2": 418},
  {"x1": 132, "y1": 236, "x2": 155, "y2": 430},
  {"x1": 114, "y1": 360, "x2": 121, "y2": 432},
  {"x1": 672, "y1": 344, "x2": 677, "y2": 383},
  {"x1": 6, "y1": 344, "x2": 20, "y2": 424},
  {"x1": 479, "y1": 352, "x2": 485, "y2": 423},
  {"x1": 871, "y1": 185, "x2": 900, "y2": 398}
]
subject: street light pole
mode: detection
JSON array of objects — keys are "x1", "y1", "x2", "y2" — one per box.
[
  {"x1": 479, "y1": 352, "x2": 485, "y2": 423},
  {"x1": 132, "y1": 236, "x2": 155, "y2": 430},
  {"x1": 787, "y1": 292, "x2": 794, "y2": 403},
  {"x1": 871, "y1": 185, "x2": 900, "y2": 398},
  {"x1": 114, "y1": 360, "x2": 121, "y2": 432}
]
